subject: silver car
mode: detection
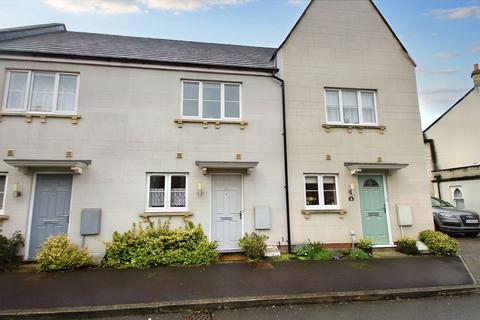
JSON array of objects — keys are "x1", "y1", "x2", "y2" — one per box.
[{"x1": 431, "y1": 197, "x2": 480, "y2": 237}]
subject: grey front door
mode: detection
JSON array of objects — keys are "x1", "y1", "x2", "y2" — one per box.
[
  {"x1": 211, "y1": 175, "x2": 242, "y2": 251},
  {"x1": 28, "y1": 174, "x2": 72, "y2": 259}
]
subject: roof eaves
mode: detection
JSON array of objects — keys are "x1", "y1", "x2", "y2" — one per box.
[
  {"x1": 423, "y1": 88, "x2": 475, "y2": 133},
  {"x1": 0, "y1": 49, "x2": 278, "y2": 73}
]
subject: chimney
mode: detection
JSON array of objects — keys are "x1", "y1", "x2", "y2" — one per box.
[{"x1": 472, "y1": 64, "x2": 480, "y2": 88}]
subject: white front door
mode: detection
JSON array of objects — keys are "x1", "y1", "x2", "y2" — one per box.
[{"x1": 211, "y1": 175, "x2": 242, "y2": 251}]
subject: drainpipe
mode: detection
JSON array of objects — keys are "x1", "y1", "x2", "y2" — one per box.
[{"x1": 272, "y1": 72, "x2": 292, "y2": 254}]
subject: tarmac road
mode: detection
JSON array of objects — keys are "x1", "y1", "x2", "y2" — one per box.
[{"x1": 85, "y1": 295, "x2": 480, "y2": 320}]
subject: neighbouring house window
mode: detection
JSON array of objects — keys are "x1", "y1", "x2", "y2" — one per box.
[
  {"x1": 0, "y1": 175, "x2": 6, "y2": 213},
  {"x1": 147, "y1": 174, "x2": 187, "y2": 211},
  {"x1": 452, "y1": 187, "x2": 465, "y2": 209},
  {"x1": 182, "y1": 81, "x2": 241, "y2": 120},
  {"x1": 304, "y1": 174, "x2": 339, "y2": 209},
  {"x1": 3, "y1": 70, "x2": 79, "y2": 114},
  {"x1": 325, "y1": 89, "x2": 377, "y2": 125}
]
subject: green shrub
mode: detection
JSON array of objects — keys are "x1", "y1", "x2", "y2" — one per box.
[
  {"x1": 0, "y1": 231, "x2": 24, "y2": 271},
  {"x1": 37, "y1": 235, "x2": 92, "y2": 272},
  {"x1": 239, "y1": 233, "x2": 268, "y2": 260},
  {"x1": 357, "y1": 239, "x2": 373, "y2": 252},
  {"x1": 311, "y1": 249, "x2": 335, "y2": 260},
  {"x1": 275, "y1": 253, "x2": 296, "y2": 262},
  {"x1": 397, "y1": 237, "x2": 419, "y2": 255},
  {"x1": 102, "y1": 221, "x2": 219, "y2": 269},
  {"x1": 294, "y1": 240, "x2": 326, "y2": 258},
  {"x1": 419, "y1": 230, "x2": 459, "y2": 256},
  {"x1": 349, "y1": 248, "x2": 370, "y2": 260}
]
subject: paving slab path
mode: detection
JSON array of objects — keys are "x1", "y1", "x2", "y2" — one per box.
[{"x1": 0, "y1": 256, "x2": 473, "y2": 311}]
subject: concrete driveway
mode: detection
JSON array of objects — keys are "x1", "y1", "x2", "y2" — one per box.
[{"x1": 458, "y1": 236, "x2": 480, "y2": 281}]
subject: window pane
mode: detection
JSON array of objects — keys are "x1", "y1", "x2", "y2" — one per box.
[
  {"x1": 454, "y1": 188, "x2": 463, "y2": 198},
  {"x1": 183, "y1": 82, "x2": 199, "y2": 100},
  {"x1": 327, "y1": 106, "x2": 341, "y2": 122},
  {"x1": 6, "y1": 72, "x2": 28, "y2": 110},
  {"x1": 0, "y1": 176, "x2": 5, "y2": 210},
  {"x1": 225, "y1": 101, "x2": 240, "y2": 118},
  {"x1": 225, "y1": 84, "x2": 240, "y2": 101},
  {"x1": 149, "y1": 175, "x2": 165, "y2": 208},
  {"x1": 305, "y1": 176, "x2": 319, "y2": 206},
  {"x1": 203, "y1": 83, "x2": 221, "y2": 101},
  {"x1": 326, "y1": 90, "x2": 339, "y2": 106},
  {"x1": 170, "y1": 176, "x2": 186, "y2": 208},
  {"x1": 183, "y1": 99, "x2": 199, "y2": 117},
  {"x1": 30, "y1": 73, "x2": 55, "y2": 112},
  {"x1": 57, "y1": 94, "x2": 76, "y2": 112},
  {"x1": 454, "y1": 199, "x2": 465, "y2": 209},
  {"x1": 203, "y1": 101, "x2": 221, "y2": 119},
  {"x1": 58, "y1": 75, "x2": 77, "y2": 93},
  {"x1": 323, "y1": 176, "x2": 337, "y2": 206},
  {"x1": 342, "y1": 91, "x2": 359, "y2": 124},
  {"x1": 361, "y1": 92, "x2": 376, "y2": 123}
]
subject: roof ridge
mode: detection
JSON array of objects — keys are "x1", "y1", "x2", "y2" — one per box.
[{"x1": 0, "y1": 23, "x2": 65, "y2": 42}]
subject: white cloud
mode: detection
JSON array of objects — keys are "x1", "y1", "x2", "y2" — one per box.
[
  {"x1": 472, "y1": 45, "x2": 480, "y2": 53},
  {"x1": 288, "y1": 0, "x2": 307, "y2": 4},
  {"x1": 44, "y1": 0, "x2": 141, "y2": 14},
  {"x1": 44, "y1": 0, "x2": 253, "y2": 14},
  {"x1": 417, "y1": 67, "x2": 461, "y2": 75},
  {"x1": 433, "y1": 52, "x2": 459, "y2": 60},
  {"x1": 427, "y1": 6, "x2": 480, "y2": 19}
]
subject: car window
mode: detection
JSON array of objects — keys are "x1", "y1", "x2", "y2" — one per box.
[{"x1": 431, "y1": 197, "x2": 454, "y2": 208}]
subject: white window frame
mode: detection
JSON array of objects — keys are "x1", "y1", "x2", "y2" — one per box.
[
  {"x1": 2, "y1": 70, "x2": 80, "y2": 115},
  {"x1": 146, "y1": 173, "x2": 188, "y2": 212},
  {"x1": 324, "y1": 88, "x2": 378, "y2": 126},
  {"x1": 181, "y1": 80, "x2": 242, "y2": 121},
  {"x1": 303, "y1": 174, "x2": 340, "y2": 210},
  {"x1": 0, "y1": 173, "x2": 7, "y2": 214}
]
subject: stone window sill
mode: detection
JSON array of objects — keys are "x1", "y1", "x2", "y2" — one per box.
[
  {"x1": 0, "y1": 113, "x2": 81, "y2": 124},
  {"x1": 322, "y1": 124, "x2": 386, "y2": 134},
  {"x1": 301, "y1": 209, "x2": 347, "y2": 219},
  {"x1": 139, "y1": 211, "x2": 193, "y2": 221},
  {"x1": 174, "y1": 118, "x2": 247, "y2": 129}
]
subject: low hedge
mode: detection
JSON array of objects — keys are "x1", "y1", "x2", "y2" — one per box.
[
  {"x1": 419, "y1": 230, "x2": 459, "y2": 256},
  {"x1": 397, "y1": 237, "x2": 419, "y2": 255},
  {"x1": 0, "y1": 231, "x2": 24, "y2": 271},
  {"x1": 37, "y1": 235, "x2": 92, "y2": 272},
  {"x1": 239, "y1": 233, "x2": 268, "y2": 260},
  {"x1": 102, "y1": 221, "x2": 219, "y2": 269}
]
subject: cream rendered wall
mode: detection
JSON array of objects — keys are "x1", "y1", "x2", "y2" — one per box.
[
  {"x1": 424, "y1": 88, "x2": 480, "y2": 170},
  {"x1": 0, "y1": 59, "x2": 287, "y2": 257},
  {"x1": 278, "y1": 0, "x2": 433, "y2": 244}
]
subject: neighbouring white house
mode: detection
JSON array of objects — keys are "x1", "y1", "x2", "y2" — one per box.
[
  {"x1": 424, "y1": 64, "x2": 480, "y2": 213},
  {"x1": 0, "y1": 0, "x2": 433, "y2": 260}
]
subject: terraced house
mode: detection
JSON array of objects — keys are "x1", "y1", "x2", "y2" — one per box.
[{"x1": 0, "y1": 0, "x2": 433, "y2": 260}]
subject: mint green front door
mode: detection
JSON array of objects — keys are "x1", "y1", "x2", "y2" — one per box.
[{"x1": 358, "y1": 175, "x2": 389, "y2": 245}]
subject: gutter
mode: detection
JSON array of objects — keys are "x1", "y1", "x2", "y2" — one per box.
[
  {"x1": 272, "y1": 72, "x2": 292, "y2": 254},
  {"x1": 423, "y1": 133, "x2": 441, "y2": 199}
]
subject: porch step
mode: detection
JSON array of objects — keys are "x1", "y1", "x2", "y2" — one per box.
[
  {"x1": 219, "y1": 253, "x2": 248, "y2": 263},
  {"x1": 265, "y1": 245, "x2": 281, "y2": 257}
]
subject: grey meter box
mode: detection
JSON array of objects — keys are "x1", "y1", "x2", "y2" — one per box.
[
  {"x1": 80, "y1": 208, "x2": 102, "y2": 236},
  {"x1": 254, "y1": 206, "x2": 271, "y2": 230}
]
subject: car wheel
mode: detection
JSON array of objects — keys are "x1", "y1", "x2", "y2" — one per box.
[{"x1": 465, "y1": 232, "x2": 479, "y2": 237}]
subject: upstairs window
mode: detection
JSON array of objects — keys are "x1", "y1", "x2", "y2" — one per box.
[
  {"x1": 147, "y1": 174, "x2": 187, "y2": 212},
  {"x1": 182, "y1": 81, "x2": 241, "y2": 120},
  {"x1": 304, "y1": 174, "x2": 339, "y2": 209},
  {"x1": 3, "y1": 70, "x2": 79, "y2": 114},
  {"x1": 325, "y1": 89, "x2": 377, "y2": 125},
  {"x1": 0, "y1": 174, "x2": 5, "y2": 213}
]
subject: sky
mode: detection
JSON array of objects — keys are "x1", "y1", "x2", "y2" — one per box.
[{"x1": 0, "y1": 0, "x2": 479, "y2": 129}]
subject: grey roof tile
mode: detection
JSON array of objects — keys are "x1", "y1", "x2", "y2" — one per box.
[{"x1": 0, "y1": 28, "x2": 276, "y2": 71}]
